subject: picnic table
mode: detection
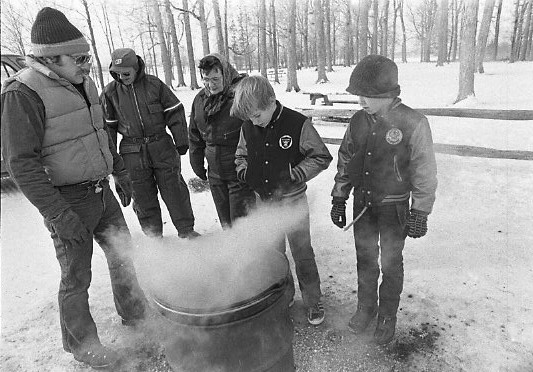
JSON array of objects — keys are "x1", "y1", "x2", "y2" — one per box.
[{"x1": 304, "y1": 92, "x2": 359, "y2": 106}]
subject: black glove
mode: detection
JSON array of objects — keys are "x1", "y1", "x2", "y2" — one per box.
[
  {"x1": 407, "y1": 209, "x2": 428, "y2": 238},
  {"x1": 113, "y1": 170, "x2": 133, "y2": 207},
  {"x1": 176, "y1": 145, "x2": 189, "y2": 155},
  {"x1": 49, "y1": 209, "x2": 91, "y2": 246},
  {"x1": 330, "y1": 197, "x2": 347, "y2": 228},
  {"x1": 194, "y1": 168, "x2": 207, "y2": 181}
]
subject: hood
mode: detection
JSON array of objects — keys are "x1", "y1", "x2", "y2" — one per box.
[{"x1": 109, "y1": 54, "x2": 146, "y2": 85}]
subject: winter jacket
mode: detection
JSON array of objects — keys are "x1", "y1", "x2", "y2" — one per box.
[
  {"x1": 331, "y1": 98, "x2": 437, "y2": 214},
  {"x1": 189, "y1": 53, "x2": 248, "y2": 180},
  {"x1": 235, "y1": 102, "x2": 332, "y2": 201},
  {"x1": 1, "y1": 56, "x2": 123, "y2": 220},
  {"x1": 101, "y1": 56, "x2": 188, "y2": 155}
]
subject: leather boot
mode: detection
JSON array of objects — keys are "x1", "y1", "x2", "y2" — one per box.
[
  {"x1": 348, "y1": 305, "x2": 377, "y2": 334},
  {"x1": 373, "y1": 315, "x2": 397, "y2": 345}
]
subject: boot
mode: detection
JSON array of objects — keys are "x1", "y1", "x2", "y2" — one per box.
[
  {"x1": 348, "y1": 305, "x2": 377, "y2": 334},
  {"x1": 373, "y1": 315, "x2": 397, "y2": 345}
]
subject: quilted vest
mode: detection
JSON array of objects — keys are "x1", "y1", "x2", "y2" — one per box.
[{"x1": 12, "y1": 63, "x2": 113, "y2": 186}]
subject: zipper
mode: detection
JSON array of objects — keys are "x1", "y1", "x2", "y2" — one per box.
[
  {"x1": 393, "y1": 155, "x2": 403, "y2": 182},
  {"x1": 131, "y1": 85, "x2": 146, "y2": 135}
]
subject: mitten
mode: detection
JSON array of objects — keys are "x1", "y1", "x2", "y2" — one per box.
[
  {"x1": 49, "y1": 209, "x2": 91, "y2": 246},
  {"x1": 194, "y1": 168, "x2": 207, "y2": 181},
  {"x1": 176, "y1": 145, "x2": 189, "y2": 155},
  {"x1": 113, "y1": 170, "x2": 133, "y2": 207},
  {"x1": 330, "y1": 197, "x2": 347, "y2": 228},
  {"x1": 407, "y1": 209, "x2": 428, "y2": 238}
]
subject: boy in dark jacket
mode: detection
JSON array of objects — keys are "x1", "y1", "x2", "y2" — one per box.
[
  {"x1": 331, "y1": 55, "x2": 437, "y2": 344},
  {"x1": 101, "y1": 48, "x2": 199, "y2": 239},
  {"x1": 189, "y1": 54, "x2": 256, "y2": 229},
  {"x1": 231, "y1": 76, "x2": 332, "y2": 325}
]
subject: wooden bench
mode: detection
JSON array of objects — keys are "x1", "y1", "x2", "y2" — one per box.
[
  {"x1": 304, "y1": 92, "x2": 358, "y2": 106},
  {"x1": 267, "y1": 69, "x2": 286, "y2": 80}
]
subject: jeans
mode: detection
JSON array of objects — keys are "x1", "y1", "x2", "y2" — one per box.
[
  {"x1": 352, "y1": 202, "x2": 408, "y2": 316},
  {"x1": 271, "y1": 193, "x2": 321, "y2": 308},
  {"x1": 208, "y1": 176, "x2": 256, "y2": 229},
  {"x1": 45, "y1": 179, "x2": 146, "y2": 353}
]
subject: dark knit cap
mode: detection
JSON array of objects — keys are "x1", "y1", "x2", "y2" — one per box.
[
  {"x1": 110, "y1": 48, "x2": 139, "y2": 72},
  {"x1": 346, "y1": 55, "x2": 401, "y2": 98},
  {"x1": 31, "y1": 7, "x2": 90, "y2": 57}
]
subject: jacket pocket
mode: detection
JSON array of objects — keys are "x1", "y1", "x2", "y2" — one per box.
[
  {"x1": 223, "y1": 127, "x2": 241, "y2": 140},
  {"x1": 147, "y1": 103, "x2": 164, "y2": 113},
  {"x1": 393, "y1": 155, "x2": 403, "y2": 182},
  {"x1": 119, "y1": 142, "x2": 142, "y2": 154}
]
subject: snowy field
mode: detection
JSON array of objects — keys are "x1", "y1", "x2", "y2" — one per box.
[{"x1": 1, "y1": 61, "x2": 533, "y2": 371}]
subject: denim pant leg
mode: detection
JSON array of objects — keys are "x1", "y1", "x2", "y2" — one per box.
[
  {"x1": 285, "y1": 195, "x2": 321, "y2": 307},
  {"x1": 123, "y1": 153, "x2": 163, "y2": 237},
  {"x1": 154, "y1": 166, "x2": 195, "y2": 235},
  {"x1": 353, "y1": 208, "x2": 380, "y2": 309},
  {"x1": 45, "y1": 186, "x2": 104, "y2": 353},
  {"x1": 377, "y1": 203, "x2": 408, "y2": 317},
  {"x1": 92, "y1": 184, "x2": 147, "y2": 322},
  {"x1": 208, "y1": 177, "x2": 232, "y2": 229}
]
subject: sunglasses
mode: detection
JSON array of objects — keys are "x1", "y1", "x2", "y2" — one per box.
[{"x1": 70, "y1": 54, "x2": 92, "y2": 66}]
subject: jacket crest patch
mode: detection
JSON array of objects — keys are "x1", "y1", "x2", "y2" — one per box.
[
  {"x1": 279, "y1": 135, "x2": 293, "y2": 149},
  {"x1": 385, "y1": 128, "x2": 403, "y2": 145}
]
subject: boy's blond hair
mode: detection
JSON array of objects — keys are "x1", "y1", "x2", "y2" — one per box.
[{"x1": 230, "y1": 75, "x2": 276, "y2": 120}]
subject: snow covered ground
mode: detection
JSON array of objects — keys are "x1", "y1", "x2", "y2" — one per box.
[{"x1": 1, "y1": 61, "x2": 532, "y2": 371}]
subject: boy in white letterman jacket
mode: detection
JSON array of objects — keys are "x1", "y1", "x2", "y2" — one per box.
[
  {"x1": 231, "y1": 75, "x2": 332, "y2": 326},
  {"x1": 331, "y1": 55, "x2": 437, "y2": 345}
]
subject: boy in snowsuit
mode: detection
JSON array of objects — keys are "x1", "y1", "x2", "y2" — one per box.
[
  {"x1": 331, "y1": 55, "x2": 437, "y2": 344},
  {"x1": 231, "y1": 76, "x2": 332, "y2": 325}
]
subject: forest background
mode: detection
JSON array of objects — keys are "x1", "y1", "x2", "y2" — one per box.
[{"x1": 2, "y1": 0, "x2": 532, "y2": 103}]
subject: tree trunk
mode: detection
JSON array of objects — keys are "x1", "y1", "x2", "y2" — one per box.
[
  {"x1": 325, "y1": 0, "x2": 333, "y2": 71},
  {"x1": 303, "y1": 0, "x2": 310, "y2": 68},
  {"x1": 164, "y1": 0, "x2": 185, "y2": 87},
  {"x1": 212, "y1": 0, "x2": 225, "y2": 54},
  {"x1": 372, "y1": 0, "x2": 379, "y2": 54},
  {"x1": 151, "y1": 0, "x2": 173, "y2": 87},
  {"x1": 510, "y1": 0, "x2": 521, "y2": 62},
  {"x1": 518, "y1": 0, "x2": 533, "y2": 61},
  {"x1": 437, "y1": 0, "x2": 449, "y2": 66},
  {"x1": 224, "y1": 0, "x2": 230, "y2": 57},
  {"x1": 354, "y1": 2, "x2": 359, "y2": 63},
  {"x1": 182, "y1": 0, "x2": 199, "y2": 89},
  {"x1": 344, "y1": 0, "x2": 352, "y2": 66},
  {"x1": 270, "y1": 0, "x2": 280, "y2": 81},
  {"x1": 147, "y1": 9, "x2": 158, "y2": 77},
  {"x1": 259, "y1": 0, "x2": 268, "y2": 76},
  {"x1": 198, "y1": 0, "x2": 210, "y2": 56},
  {"x1": 381, "y1": 0, "x2": 390, "y2": 57},
  {"x1": 391, "y1": 0, "x2": 398, "y2": 61},
  {"x1": 476, "y1": 0, "x2": 496, "y2": 72},
  {"x1": 314, "y1": 0, "x2": 329, "y2": 83},
  {"x1": 399, "y1": 0, "x2": 407, "y2": 62},
  {"x1": 360, "y1": 0, "x2": 370, "y2": 59},
  {"x1": 493, "y1": 0, "x2": 503, "y2": 60},
  {"x1": 286, "y1": 0, "x2": 300, "y2": 92},
  {"x1": 81, "y1": 0, "x2": 105, "y2": 90},
  {"x1": 456, "y1": 0, "x2": 479, "y2": 103}
]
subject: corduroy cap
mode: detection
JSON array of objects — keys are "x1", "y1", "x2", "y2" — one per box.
[
  {"x1": 346, "y1": 55, "x2": 401, "y2": 98},
  {"x1": 31, "y1": 7, "x2": 90, "y2": 57},
  {"x1": 110, "y1": 48, "x2": 139, "y2": 72}
]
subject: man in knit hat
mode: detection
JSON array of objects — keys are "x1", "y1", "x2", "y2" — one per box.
[
  {"x1": 101, "y1": 48, "x2": 200, "y2": 239},
  {"x1": 330, "y1": 55, "x2": 438, "y2": 345},
  {"x1": 1, "y1": 7, "x2": 147, "y2": 369}
]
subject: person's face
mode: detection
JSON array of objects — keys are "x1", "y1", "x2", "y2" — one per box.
[
  {"x1": 115, "y1": 67, "x2": 137, "y2": 85},
  {"x1": 201, "y1": 67, "x2": 224, "y2": 95},
  {"x1": 358, "y1": 96, "x2": 393, "y2": 115},
  {"x1": 248, "y1": 100, "x2": 276, "y2": 127},
  {"x1": 47, "y1": 54, "x2": 92, "y2": 84}
]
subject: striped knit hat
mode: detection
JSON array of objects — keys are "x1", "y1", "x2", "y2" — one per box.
[{"x1": 31, "y1": 7, "x2": 90, "y2": 57}]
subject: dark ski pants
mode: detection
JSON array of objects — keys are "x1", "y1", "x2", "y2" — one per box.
[
  {"x1": 208, "y1": 176, "x2": 256, "y2": 229},
  {"x1": 45, "y1": 180, "x2": 146, "y2": 354},
  {"x1": 123, "y1": 150, "x2": 195, "y2": 237},
  {"x1": 352, "y1": 202, "x2": 409, "y2": 317}
]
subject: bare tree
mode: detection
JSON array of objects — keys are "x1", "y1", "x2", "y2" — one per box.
[
  {"x1": 151, "y1": 0, "x2": 173, "y2": 87},
  {"x1": 325, "y1": 0, "x2": 333, "y2": 71},
  {"x1": 510, "y1": 0, "x2": 521, "y2": 63},
  {"x1": 182, "y1": 0, "x2": 200, "y2": 89},
  {"x1": 81, "y1": 0, "x2": 105, "y2": 89},
  {"x1": 448, "y1": 0, "x2": 462, "y2": 62},
  {"x1": 492, "y1": 0, "x2": 503, "y2": 60},
  {"x1": 164, "y1": 0, "x2": 186, "y2": 86},
  {"x1": 519, "y1": 0, "x2": 532, "y2": 61},
  {"x1": 286, "y1": 0, "x2": 300, "y2": 92},
  {"x1": 259, "y1": 0, "x2": 268, "y2": 76},
  {"x1": 371, "y1": 0, "x2": 379, "y2": 54},
  {"x1": 436, "y1": 0, "x2": 449, "y2": 66},
  {"x1": 391, "y1": 0, "x2": 399, "y2": 61},
  {"x1": 476, "y1": 0, "x2": 495, "y2": 72},
  {"x1": 224, "y1": 0, "x2": 229, "y2": 57},
  {"x1": 270, "y1": 0, "x2": 280, "y2": 81},
  {"x1": 0, "y1": 1, "x2": 31, "y2": 55},
  {"x1": 456, "y1": 0, "x2": 479, "y2": 103},
  {"x1": 314, "y1": 0, "x2": 329, "y2": 83},
  {"x1": 360, "y1": 0, "x2": 371, "y2": 59},
  {"x1": 212, "y1": 0, "x2": 225, "y2": 54},
  {"x1": 380, "y1": 0, "x2": 390, "y2": 57},
  {"x1": 344, "y1": 0, "x2": 353, "y2": 66},
  {"x1": 98, "y1": 3, "x2": 115, "y2": 57},
  {"x1": 399, "y1": 0, "x2": 407, "y2": 62},
  {"x1": 198, "y1": 0, "x2": 210, "y2": 56}
]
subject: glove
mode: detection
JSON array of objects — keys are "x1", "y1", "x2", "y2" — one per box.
[
  {"x1": 194, "y1": 168, "x2": 207, "y2": 181},
  {"x1": 113, "y1": 170, "x2": 133, "y2": 207},
  {"x1": 176, "y1": 145, "x2": 189, "y2": 155},
  {"x1": 407, "y1": 209, "x2": 428, "y2": 238},
  {"x1": 330, "y1": 197, "x2": 347, "y2": 228},
  {"x1": 49, "y1": 209, "x2": 91, "y2": 246}
]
